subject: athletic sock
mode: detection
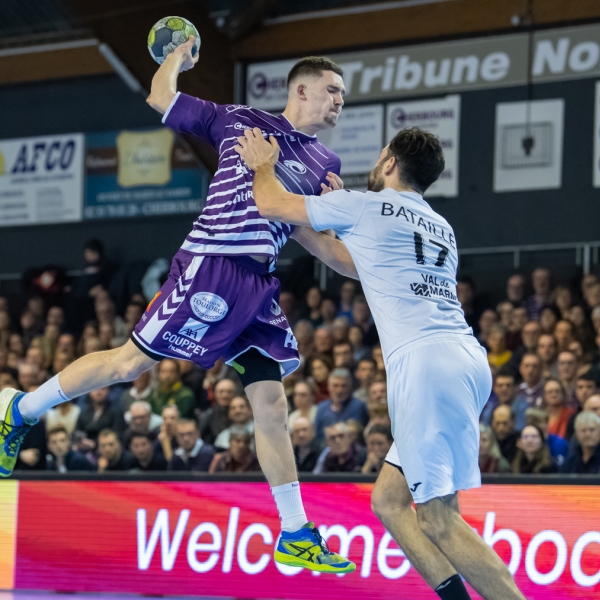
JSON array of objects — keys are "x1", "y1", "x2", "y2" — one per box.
[
  {"x1": 18, "y1": 374, "x2": 71, "y2": 421},
  {"x1": 271, "y1": 481, "x2": 308, "y2": 533},
  {"x1": 435, "y1": 574, "x2": 471, "y2": 600}
]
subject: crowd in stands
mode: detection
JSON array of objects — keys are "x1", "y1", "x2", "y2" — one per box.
[{"x1": 1, "y1": 240, "x2": 600, "y2": 477}]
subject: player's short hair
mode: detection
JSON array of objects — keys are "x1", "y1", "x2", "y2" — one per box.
[
  {"x1": 287, "y1": 57, "x2": 343, "y2": 88},
  {"x1": 387, "y1": 127, "x2": 445, "y2": 194}
]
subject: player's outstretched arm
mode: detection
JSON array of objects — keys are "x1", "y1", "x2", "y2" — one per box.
[
  {"x1": 291, "y1": 227, "x2": 359, "y2": 280},
  {"x1": 234, "y1": 128, "x2": 312, "y2": 226},
  {"x1": 146, "y1": 37, "x2": 198, "y2": 115}
]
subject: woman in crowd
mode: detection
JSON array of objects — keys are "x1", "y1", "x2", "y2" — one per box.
[
  {"x1": 479, "y1": 424, "x2": 511, "y2": 473},
  {"x1": 539, "y1": 305, "x2": 561, "y2": 334},
  {"x1": 543, "y1": 379, "x2": 575, "y2": 439},
  {"x1": 288, "y1": 380, "x2": 318, "y2": 431},
  {"x1": 487, "y1": 324, "x2": 512, "y2": 371},
  {"x1": 512, "y1": 424, "x2": 557, "y2": 474},
  {"x1": 304, "y1": 287, "x2": 323, "y2": 328},
  {"x1": 307, "y1": 354, "x2": 333, "y2": 403}
]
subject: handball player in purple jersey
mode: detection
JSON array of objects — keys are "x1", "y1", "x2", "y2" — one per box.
[{"x1": 0, "y1": 37, "x2": 356, "y2": 573}]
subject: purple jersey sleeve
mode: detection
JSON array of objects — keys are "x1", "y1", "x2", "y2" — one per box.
[{"x1": 162, "y1": 92, "x2": 231, "y2": 150}]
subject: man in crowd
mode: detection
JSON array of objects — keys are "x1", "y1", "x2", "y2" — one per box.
[
  {"x1": 481, "y1": 371, "x2": 516, "y2": 426},
  {"x1": 561, "y1": 412, "x2": 600, "y2": 474},
  {"x1": 209, "y1": 426, "x2": 261, "y2": 473},
  {"x1": 97, "y1": 429, "x2": 137, "y2": 472},
  {"x1": 156, "y1": 404, "x2": 180, "y2": 461},
  {"x1": 46, "y1": 426, "x2": 95, "y2": 472},
  {"x1": 149, "y1": 359, "x2": 195, "y2": 418},
  {"x1": 76, "y1": 386, "x2": 126, "y2": 443},
  {"x1": 554, "y1": 321, "x2": 575, "y2": 353},
  {"x1": 130, "y1": 432, "x2": 167, "y2": 471},
  {"x1": 18, "y1": 364, "x2": 40, "y2": 393},
  {"x1": 354, "y1": 358, "x2": 376, "y2": 403},
  {"x1": 120, "y1": 370, "x2": 154, "y2": 414},
  {"x1": 505, "y1": 274, "x2": 525, "y2": 307},
  {"x1": 507, "y1": 320, "x2": 541, "y2": 374},
  {"x1": 352, "y1": 296, "x2": 379, "y2": 346},
  {"x1": 314, "y1": 368, "x2": 369, "y2": 441},
  {"x1": 170, "y1": 418, "x2": 215, "y2": 472},
  {"x1": 565, "y1": 374, "x2": 600, "y2": 440},
  {"x1": 316, "y1": 422, "x2": 366, "y2": 474},
  {"x1": 124, "y1": 400, "x2": 161, "y2": 447},
  {"x1": 291, "y1": 416, "x2": 321, "y2": 473},
  {"x1": 525, "y1": 268, "x2": 551, "y2": 321},
  {"x1": 492, "y1": 405, "x2": 519, "y2": 463},
  {"x1": 199, "y1": 378, "x2": 236, "y2": 445},
  {"x1": 512, "y1": 353, "x2": 544, "y2": 430},
  {"x1": 361, "y1": 424, "x2": 393, "y2": 474},
  {"x1": 332, "y1": 341, "x2": 354, "y2": 370},
  {"x1": 214, "y1": 396, "x2": 254, "y2": 450},
  {"x1": 557, "y1": 350, "x2": 580, "y2": 409},
  {"x1": 313, "y1": 327, "x2": 334, "y2": 357},
  {"x1": 536, "y1": 334, "x2": 558, "y2": 379}
]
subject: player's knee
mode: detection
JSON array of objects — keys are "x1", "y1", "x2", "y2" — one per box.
[
  {"x1": 416, "y1": 502, "x2": 452, "y2": 542},
  {"x1": 113, "y1": 346, "x2": 153, "y2": 382}
]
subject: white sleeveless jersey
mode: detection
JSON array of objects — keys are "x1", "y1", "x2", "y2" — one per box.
[{"x1": 305, "y1": 188, "x2": 472, "y2": 363}]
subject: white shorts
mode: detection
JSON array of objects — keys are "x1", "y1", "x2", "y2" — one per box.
[{"x1": 384, "y1": 333, "x2": 492, "y2": 504}]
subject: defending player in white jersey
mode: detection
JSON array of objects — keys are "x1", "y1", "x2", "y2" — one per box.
[{"x1": 234, "y1": 126, "x2": 525, "y2": 600}]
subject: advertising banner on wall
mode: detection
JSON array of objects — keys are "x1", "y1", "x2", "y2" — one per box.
[
  {"x1": 0, "y1": 133, "x2": 84, "y2": 227},
  {"x1": 594, "y1": 81, "x2": 600, "y2": 188},
  {"x1": 6, "y1": 480, "x2": 600, "y2": 599},
  {"x1": 494, "y1": 99, "x2": 565, "y2": 192},
  {"x1": 246, "y1": 23, "x2": 600, "y2": 109},
  {"x1": 84, "y1": 129, "x2": 209, "y2": 220},
  {"x1": 386, "y1": 95, "x2": 460, "y2": 197}
]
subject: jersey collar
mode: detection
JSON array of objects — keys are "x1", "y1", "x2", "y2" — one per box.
[{"x1": 277, "y1": 114, "x2": 318, "y2": 140}]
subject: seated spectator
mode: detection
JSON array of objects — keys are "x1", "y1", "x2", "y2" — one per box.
[
  {"x1": 130, "y1": 432, "x2": 167, "y2": 471},
  {"x1": 149, "y1": 359, "x2": 195, "y2": 418},
  {"x1": 337, "y1": 280, "x2": 357, "y2": 321},
  {"x1": 506, "y1": 320, "x2": 541, "y2": 374},
  {"x1": 16, "y1": 421, "x2": 47, "y2": 471},
  {"x1": 124, "y1": 400, "x2": 161, "y2": 447},
  {"x1": 525, "y1": 268, "x2": 552, "y2": 321},
  {"x1": 487, "y1": 325, "x2": 512, "y2": 372},
  {"x1": 352, "y1": 296, "x2": 379, "y2": 346},
  {"x1": 479, "y1": 424, "x2": 511, "y2": 473},
  {"x1": 313, "y1": 326, "x2": 334, "y2": 357},
  {"x1": 97, "y1": 429, "x2": 138, "y2": 472},
  {"x1": 332, "y1": 341, "x2": 354, "y2": 370},
  {"x1": 293, "y1": 320, "x2": 315, "y2": 363},
  {"x1": 46, "y1": 401, "x2": 81, "y2": 436},
  {"x1": 52, "y1": 350, "x2": 72, "y2": 376},
  {"x1": 348, "y1": 325, "x2": 370, "y2": 364},
  {"x1": 171, "y1": 419, "x2": 215, "y2": 472},
  {"x1": 46, "y1": 426, "x2": 95, "y2": 472},
  {"x1": 306, "y1": 354, "x2": 333, "y2": 403},
  {"x1": 491, "y1": 405, "x2": 519, "y2": 463},
  {"x1": 209, "y1": 426, "x2": 261, "y2": 473},
  {"x1": 354, "y1": 359, "x2": 376, "y2": 403},
  {"x1": 504, "y1": 274, "x2": 525, "y2": 307},
  {"x1": 478, "y1": 309, "x2": 498, "y2": 348},
  {"x1": 367, "y1": 378, "x2": 387, "y2": 404},
  {"x1": 317, "y1": 422, "x2": 366, "y2": 474},
  {"x1": 371, "y1": 344, "x2": 385, "y2": 373},
  {"x1": 560, "y1": 412, "x2": 600, "y2": 474},
  {"x1": 199, "y1": 378, "x2": 236, "y2": 445},
  {"x1": 552, "y1": 286, "x2": 572, "y2": 320},
  {"x1": 314, "y1": 368, "x2": 369, "y2": 442},
  {"x1": 557, "y1": 350, "x2": 580, "y2": 409},
  {"x1": 76, "y1": 387, "x2": 126, "y2": 443},
  {"x1": 56, "y1": 333, "x2": 76, "y2": 360},
  {"x1": 481, "y1": 370, "x2": 516, "y2": 426},
  {"x1": 543, "y1": 379, "x2": 574, "y2": 439},
  {"x1": 512, "y1": 425, "x2": 557, "y2": 474},
  {"x1": 565, "y1": 390, "x2": 600, "y2": 441},
  {"x1": 525, "y1": 408, "x2": 569, "y2": 466},
  {"x1": 178, "y1": 359, "x2": 208, "y2": 411},
  {"x1": 18, "y1": 364, "x2": 40, "y2": 392},
  {"x1": 496, "y1": 301, "x2": 513, "y2": 329},
  {"x1": 361, "y1": 425, "x2": 393, "y2": 475},
  {"x1": 291, "y1": 417, "x2": 321, "y2": 472},
  {"x1": 512, "y1": 353, "x2": 544, "y2": 430},
  {"x1": 537, "y1": 334, "x2": 558, "y2": 379},
  {"x1": 120, "y1": 370, "x2": 154, "y2": 414},
  {"x1": 214, "y1": 396, "x2": 254, "y2": 450},
  {"x1": 364, "y1": 401, "x2": 391, "y2": 438},
  {"x1": 346, "y1": 419, "x2": 365, "y2": 446},
  {"x1": 331, "y1": 316, "x2": 350, "y2": 344},
  {"x1": 555, "y1": 320, "x2": 575, "y2": 352},
  {"x1": 506, "y1": 307, "x2": 527, "y2": 351},
  {"x1": 156, "y1": 405, "x2": 180, "y2": 461},
  {"x1": 539, "y1": 305, "x2": 560, "y2": 335},
  {"x1": 288, "y1": 381, "x2": 317, "y2": 431},
  {"x1": 304, "y1": 286, "x2": 323, "y2": 328},
  {"x1": 320, "y1": 298, "x2": 337, "y2": 327}
]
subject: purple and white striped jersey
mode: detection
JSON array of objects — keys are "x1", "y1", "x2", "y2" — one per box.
[{"x1": 163, "y1": 92, "x2": 341, "y2": 270}]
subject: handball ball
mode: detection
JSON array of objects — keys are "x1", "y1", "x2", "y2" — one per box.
[{"x1": 148, "y1": 16, "x2": 201, "y2": 65}]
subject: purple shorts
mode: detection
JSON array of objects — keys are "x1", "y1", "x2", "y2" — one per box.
[{"x1": 132, "y1": 251, "x2": 300, "y2": 378}]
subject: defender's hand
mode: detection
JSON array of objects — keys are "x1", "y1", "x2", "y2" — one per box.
[
  {"x1": 173, "y1": 36, "x2": 199, "y2": 72},
  {"x1": 234, "y1": 127, "x2": 280, "y2": 170},
  {"x1": 320, "y1": 172, "x2": 344, "y2": 195}
]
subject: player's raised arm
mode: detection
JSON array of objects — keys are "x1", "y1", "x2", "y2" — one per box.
[
  {"x1": 234, "y1": 127, "x2": 312, "y2": 226},
  {"x1": 147, "y1": 37, "x2": 198, "y2": 114}
]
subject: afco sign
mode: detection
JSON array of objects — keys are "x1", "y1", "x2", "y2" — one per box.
[{"x1": 246, "y1": 22, "x2": 600, "y2": 109}]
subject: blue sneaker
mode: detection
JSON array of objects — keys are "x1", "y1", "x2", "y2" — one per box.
[
  {"x1": 0, "y1": 388, "x2": 34, "y2": 477},
  {"x1": 274, "y1": 522, "x2": 356, "y2": 573}
]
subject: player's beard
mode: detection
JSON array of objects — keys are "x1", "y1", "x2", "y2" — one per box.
[{"x1": 367, "y1": 162, "x2": 385, "y2": 192}]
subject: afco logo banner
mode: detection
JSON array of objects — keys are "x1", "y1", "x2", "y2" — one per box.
[{"x1": 0, "y1": 133, "x2": 84, "y2": 226}]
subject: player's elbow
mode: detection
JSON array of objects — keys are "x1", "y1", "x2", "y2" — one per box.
[{"x1": 146, "y1": 92, "x2": 169, "y2": 115}]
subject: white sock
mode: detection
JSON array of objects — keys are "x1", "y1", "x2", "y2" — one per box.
[
  {"x1": 271, "y1": 481, "x2": 308, "y2": 532},
  {"x1": 18, "y1": 374, "x2": 71, "y2": 420}
]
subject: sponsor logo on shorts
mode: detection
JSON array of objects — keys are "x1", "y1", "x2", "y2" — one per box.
[
  {"x1": 283, "y1": 160, "x2": 307, "y2": 174},
  {"x1": 190, "y1": 292, "x2": 229, "y2": 322},
  {"x1": 270, "y1": 299, "x2": 282, "y2": 316},
  {"x1": 178, "y1": 318, "x2": 209, "y2": 341},
  {"x1": 162, "y1": 331, "x2": 208, "y2": 357}
]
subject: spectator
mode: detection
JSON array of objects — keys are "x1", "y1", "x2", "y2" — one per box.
[
  {"x1": 346, "y1": 419, "x2": 365, "y2": 446},
  {"x1": 16, "y1": 420, "x2": 47, "y2": 471},
  {"x1": 525, "y1": 408, "x2": 569, "y2": 465},
  {"x1": 365, "y1": 401, "x2": 391, "y2": 438},
  {"x1": 543, "y1": 379, "x2": 574, "y2": 439},
  {"x1": 76, "y1": 387, "x2": 126, "y2": 443},
  {"x1": 120, "y1": 371, "x2": 154, "y2": 414},
  {"x1": 582, "y1": 394, "x2": 600, "y2": 417},
  {"x1": 317, "y1": 422, "x2": 366, "y2": 474},
  {"x1": 288, "y1": 381, "x2": 317, "y2": 431},
  {"x1": 456, "y1": 275, "x2": 479, "y2": 335},
  {"x1": 149, "y1": 359, "x2": 195, "y2": 418},
  {"x1": 555, "y1": 320, "x2": 575, "y2": 352},
  {"x1": 557, "y1": 350, "x2": 580, "y2": 409},
  {"x1": 46, "y1": 426, "x2": 94, "y2": 472},
  {"x1": 178, "y1": 359, "x2": 208, "y2": 411},
  {"x1": 199, "y1": 378, "x2": 236, "y2": 444},
  {"x1": 279, "y1": 291, "x2": 298, "y2": 327},
  {"x1": 525, "y1": 268, "x2": 552, "y2": 321},
  {"x1": 348, "y1": 325, "x2": 370, "y2": 363},
  {"x1": 487, "y1": 325, "x2": 512, "y2": 372},
  {"x1": 293, "y1": 320, "x2": 315, "y2": 362},
  {"x1": 56, "y1": 333, "x2": 76, "y2": 359},
  {"x1": 361, "y1": 425, "x2": 393, "y2": 475},
  {"x1": 371, "y1": 344, "x2": 385, "y2": 372},
  {"x1": 209, "y1": 426, "x2": 261, "y2": 473},
  {"x1": 331, "y1": 317, "x2": 350, "y2": 344},
  {"x1": 130, "y1": 432, "x2": 167, "y2": 471},
  {"x1": 585, "y1": 283, "x2": 600, "y2": 311},
  {"x1": 508, "y1": 320, "x2": 541, "y2": 373},
  {"x1": 97, "y1": 429, "x2": 137, "y2": 472},
  {"x1": 481, "y1": 370, "x2": 516, "y2": 426},
  {"x1": 313, "y1": 327, "x2": 334, "y2": 356},
  {"x1": 171, "y1": 419, "x2": 215, "y2": 471},
  {"x1": 354, "y1": 358, "x2": 377, "y2": 403},
  {"x1": 46, "y1": 401, "x2": 81, "y2": 436},
  {"x1": 367, "y1": 378, "x2": 388, "y2": 404},
  {"x1": 568, "y1": 305, "x2": 596, "y2": 353},
  {"x1": 536, "y1": 334, "x2": 558, "y2": 379},
  {"x1": 156, "y1": 405, "x2": 180, "y2": 461},
  {"x1": 337, "y1": 280, "x2": 357, "y2": 321},
  {"x1": 52, "y1": 350, "x2": 72, "y2": 376},
  {"x1": 306, "y1": 354, "x2": 333, "y2": 403},
  {"x1": 314, "y1": 368, "x2": 369, "y2": 441},
  {"x1": 552, "y1": 286, "x2": 572, "y2": 320},
  {"x1": 303, "y1": 287, "x2": 323, "y2": 328},
  {"x1": 512, "y1": 425, "x2": 557, "y2": 474},
  {"x1": 512, "y1": 353, "x2": 544, "y2": 430},
  {"x1": 505, "y1": 274, "x2": 525, "y2": 307},
  {"x1": 291, "y1": 416, "x2": 321, "y2": 473},
  {"x1": 478, "y1": 310, "x2": 498, "y2": 348},
  {"x1": 18, "y1": 363, "x2": 40, "y2": 392},
  {"x1": 564, "y1": 376, "x2": 600, "y2": 440},
  {"x1": 320, "y1": 298, "x2": 337, "y2": 327},
  {"x1": 539, "y1": 305, "x2": 561, "y2": 335},
  {"x1": 124, "y1": 302, "x2": 144, "y2": 337},
  {"x1": 479, "y1": 424, "x2": 511, "y2": 473},
  {"x1": 491, "y1": 405, "x2": 519, "y2": 463},
  {"x1": 560, "y1": 412, "x2": 600, "y2": 474},
  {"x1": 124, "y1": 400, "x2": 161, "y2": 448},
  {"x1": 214, "y1": 396, "x2": 254, "y2": 450},
  {"x1": 332, "y1": 341, "x2": 354, "y2": 369},
  {"x1": 506, "y1": 307, "x2": 527, "y2": 350},
  {"x1": 496, "y1": 302, "x2": 513, "y2": 329},
  {"x1": 352, "y1": 296, "x2": 378, "y2": 346}
]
